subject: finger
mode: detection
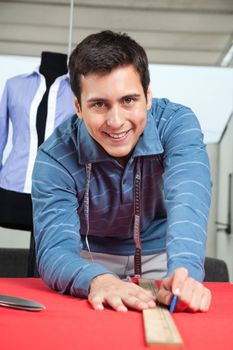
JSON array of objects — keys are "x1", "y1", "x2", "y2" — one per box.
[
  {"x1": 88, "y1": 293, "x2": 104, "y2": 310},
  {"x1": 105, "y1": 295, "x2": 128, "y2": 312},
  {"x1": 159, "y1": 269, "x2": 189, "y2": 312},
  {"x1": 174, "y1": 277, "x2": 197, "y2": 312},
  {"x1": 157, "y1": 287, "x2": 172, "y2": 306},
  {"x1": 177, "y1": 280, "x2": 210, "y2": 313},
  {"x1": 160, "y1": 274, "x2": 173, "y2": 293},
  {"x1": 122, "y1": 294, "x2": 154, "y2": 311},
  {"x1": 187, "y1": 281, "x2": 203, "y2": 312},
  {"x1": 179, "y1": 277, "x2": 196, "y2": 305},
  {"x1": 131, "y1": 283, "x2": 156, "y2": 298},
  {"x1": 127, "y1": 284, "x2": 156, "y2": 306},
  {"x1": 134, "y1": 290, "x2": 156, "y2": 305},
  {"x1": 199, "y1": 288, "x2": 212, "y2": 312}
]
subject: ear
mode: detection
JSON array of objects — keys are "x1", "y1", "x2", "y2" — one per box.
[
  {"x1": 74, "y1": 97, "x2": 83, "y2": 119},
  {"x1": 146, "y1": 87, "x2": 152, "y2": 110}
]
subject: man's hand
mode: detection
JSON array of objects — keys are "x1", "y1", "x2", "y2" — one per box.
[
  {"x1": 157, "y1": 267, "x2": 211, "y2": 312},
  {"x1": 88, "y1": 274, "x2": 156, "y2": 312}
]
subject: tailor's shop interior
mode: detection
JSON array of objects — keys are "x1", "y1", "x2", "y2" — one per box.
[{"x1": 0, "y1": 0, "x2": 232, "y2": 283}]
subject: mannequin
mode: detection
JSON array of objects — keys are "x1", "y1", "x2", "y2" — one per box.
[
  {"x1": 0, "y1": 51, "x2": 76, "y2": 275},
  {"x1": 37, "y1": 52, "x2": 69, "y2": 147}
]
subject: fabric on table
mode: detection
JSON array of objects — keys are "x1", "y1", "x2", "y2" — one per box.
[{"x1": 0, "y1": 279, "x2": 232, "y2": 350}]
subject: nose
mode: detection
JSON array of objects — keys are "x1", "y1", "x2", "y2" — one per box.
[{"x1": 106, "y1": 105, "x2": 124, "y2": 129}]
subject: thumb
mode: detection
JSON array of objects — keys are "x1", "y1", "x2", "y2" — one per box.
[
  {"x1": 171, "y1": 267, "x2": 189, "y2": 296},
  {"x1": 157, "y1": 274, "x2": 173, "y2": 306},
  {"x1": 160, "y1": 274, "x2": 173, "y2": 293}
]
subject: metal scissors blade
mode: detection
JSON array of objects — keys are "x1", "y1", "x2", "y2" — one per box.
[{"x1": 0, "y1": 294, "x2": 45, "y2": 311}]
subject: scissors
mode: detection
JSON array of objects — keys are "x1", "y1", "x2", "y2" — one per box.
[{"x1": 0, "y1": 294, "x2": 45, "y2": 311}]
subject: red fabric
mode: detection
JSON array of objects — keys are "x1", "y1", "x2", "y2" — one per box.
[{"x1": 0, "y1": 279, "x2": 232, "y2": 350}]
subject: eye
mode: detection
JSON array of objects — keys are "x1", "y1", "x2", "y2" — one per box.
[
  {"x1": 124, "y1": 97, "x2": 134, "y2": 104},
  {"x1": 94, "y1": 101, "x2": 106, "y2": 108}
]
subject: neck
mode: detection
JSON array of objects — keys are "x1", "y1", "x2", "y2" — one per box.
[
  {"x1": 39, "y1": 51, "x2": 68, "y2": 84},
  {"x1": 115, "y1": 153, "x2": 132, "y2": 167}
]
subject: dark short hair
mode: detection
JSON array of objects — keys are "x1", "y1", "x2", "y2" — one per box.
[{"x1": 68, "y1": 30, "x2": 150, "y2": 104}]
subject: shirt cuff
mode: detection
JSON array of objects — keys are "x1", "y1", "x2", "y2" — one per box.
[
  {"x1": 71, "y1": 263, "x2": 117, "y2": 297},
  {"x1": 167, "y1": 261, "x2": 205, "y2": 282}
]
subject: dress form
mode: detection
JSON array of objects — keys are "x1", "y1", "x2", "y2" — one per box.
[
  {"x1": 0, "y1": 51, "x2": 68, "y2": 229},
  {"x1": 37, "y1": 52, "x2": 68, "y2": 146},
  {"x1": 0, "y1": 52, "x2": 70, "y2": 276}
]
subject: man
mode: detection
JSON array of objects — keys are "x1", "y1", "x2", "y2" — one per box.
[{"x1": 32, "y1": 31, "x2": 212, "y2": 313}]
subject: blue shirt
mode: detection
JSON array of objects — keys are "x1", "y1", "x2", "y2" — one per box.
[
  {"x1": 32, "y1": 98, "x2": 211, "y2": 297},
  {"x1": 0, "y1": 70, "x2": 75, "y2": 193}
]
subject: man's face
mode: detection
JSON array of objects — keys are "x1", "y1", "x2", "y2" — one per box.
[{"x1": 75, "y1": 65, "x2": 152, "y2": 162}]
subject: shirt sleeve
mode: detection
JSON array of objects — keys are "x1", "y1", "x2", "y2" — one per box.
[
  {"x1": 162, "y1": 105, "x2": 212, "y2": 281},
  {"x1": 31, "y1": 148, "x2": 114, "y2": 298},
  {"x1": 0, "y1": 81, "x2": 10, "y2": 169}
]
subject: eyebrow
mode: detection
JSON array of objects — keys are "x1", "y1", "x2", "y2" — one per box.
[
  {"x1": 87, "y1": 93, "x2": 141, "y2": 104},
  {"x1": 120, "y1": 93, "x2": 141, "y2": 99},
  {"x1": 87, "y1": 97, "x2": 108, "y2": 104}
]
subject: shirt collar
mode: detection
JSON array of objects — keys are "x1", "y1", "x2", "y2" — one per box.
[
  {"x1": 78, "y1": 105, "x2": 164, "y2": 165},
  {"x1": 21, "y1": 68, "x2": 70, "y2": 81}
]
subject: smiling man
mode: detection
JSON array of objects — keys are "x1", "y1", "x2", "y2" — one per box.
[{"x1": 32, "y1": 31, "x2": 212, "y2": 313}]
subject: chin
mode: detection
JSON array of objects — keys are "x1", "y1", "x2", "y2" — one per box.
[{"x1": 100, "y1": 140, "x2": 135, "y2": 158}]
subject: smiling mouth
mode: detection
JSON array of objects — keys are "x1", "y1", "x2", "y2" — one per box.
[{"x1": 104, "y1": 130, "x2": 131, "y2": 139}]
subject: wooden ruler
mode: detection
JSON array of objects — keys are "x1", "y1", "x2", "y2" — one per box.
[{"x1": 138, "y1": 279, "x2": 183, "y2": 347}]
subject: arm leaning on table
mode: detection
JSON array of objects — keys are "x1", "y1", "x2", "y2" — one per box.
[
  {"x1": 154, "y1": 101, "x2": 212, "y2": 312},
  {"x1": 31, "y1": 123, "x2": 112, "y2": 298}
]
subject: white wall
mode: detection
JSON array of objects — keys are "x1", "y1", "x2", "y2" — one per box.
[{"x1": 149, "y1": 65, "x2": 233, "y2": 144}]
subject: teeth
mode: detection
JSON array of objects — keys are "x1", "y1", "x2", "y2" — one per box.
[{"x1": 108, "y1": 131, "x2": 127, "y2": 139}]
